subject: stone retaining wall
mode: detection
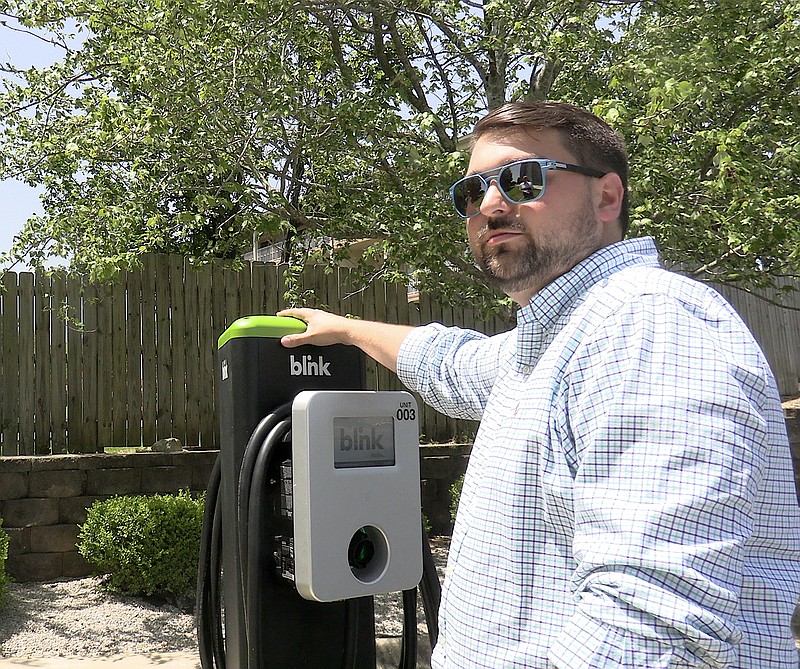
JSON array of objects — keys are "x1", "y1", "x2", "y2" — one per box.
[
  {"x1": 2, "y1": 410, "x2": 797, "y2": 585},
  {"x1": 0, "y1": 445, "x2": 470, "y2": 582},
  {"x1": 0, "y1": 451, "x2": 218, "y2": 582}
]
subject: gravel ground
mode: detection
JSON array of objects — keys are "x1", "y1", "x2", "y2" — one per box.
[
  {"x1": 0, "y1": 577, "x2": 197, "y2": 658},
  {"x1": 0, "y1": 538, "x2": 449, "y2": 659}
]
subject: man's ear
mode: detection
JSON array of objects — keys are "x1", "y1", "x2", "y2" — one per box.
[{"x1": 595, "y1": 172, "x2": 625, "y2": 240}]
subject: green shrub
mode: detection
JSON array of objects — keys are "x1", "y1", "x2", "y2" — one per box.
[
  {"x1": 77, "y1": 490, "x2": 204, "y2": 600},
  {"x1": 422, "y1": 512, "x2": 432, "y2": 536},
  {"x1": 450, "y1": 475, "x2": 464, "y2": 522},
  {"x1": 0, "y1": 517, "x2": 10, "y2": 607}
]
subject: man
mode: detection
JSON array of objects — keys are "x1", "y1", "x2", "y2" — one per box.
[{"x1": 279, "y1": 101, "x2": 800, "y2": 668}]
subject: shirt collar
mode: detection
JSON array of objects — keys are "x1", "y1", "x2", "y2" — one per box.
[{"x1": 515, "y1": 237, "x2": 660, "y2": 366}]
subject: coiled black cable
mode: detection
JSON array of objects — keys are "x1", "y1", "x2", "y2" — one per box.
[
  {"x1": 399, "y1": 588, "x2": 418, "y2": 669},
  {"x1": 245, "y1": 417, "x2": 292, "y2": 669},
  {"x1": 196, "y1": 454, "x2": 224, "y2": 669},
  {"x1": 419, "y1": 525, "x2": 441, "y2": 648},
  {"x1": 237, "y1": 405, "x2": 293, "y2": 599}
]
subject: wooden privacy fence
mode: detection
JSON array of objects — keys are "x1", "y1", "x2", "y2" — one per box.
[
  {"x1": 711, "y1": 278, "x2": 800, "y2": 398},
  {"x1": 0, "y1": 255, "x2": 798, "y2": 456},
  {"x1": 0, "y1": 255, "x2": 512, "y2": 455}
]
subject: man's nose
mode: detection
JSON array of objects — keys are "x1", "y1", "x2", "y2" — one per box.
[{"x1": 479, "y1": 179, "x2": 512, "y2": 217}]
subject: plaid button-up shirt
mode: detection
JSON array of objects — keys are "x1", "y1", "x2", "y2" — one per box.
[{"x1": 398, "y1": 237, "x2": 800, "y2": 668}]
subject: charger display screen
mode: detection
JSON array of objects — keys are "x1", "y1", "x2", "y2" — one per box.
[{"x1": 333, "y1": 416, "x2": 396, "y2": 468}]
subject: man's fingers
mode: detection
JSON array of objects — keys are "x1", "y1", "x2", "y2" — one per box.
[
  {"x1": 276, "y1": 307, "x2": 313, "y2": 323},
  {"x1": 276, "y1": 309, "x2": 311, "y2": 347},
  {"x1": 280, "y1": 333, "x2": 307, "y2": 347}
]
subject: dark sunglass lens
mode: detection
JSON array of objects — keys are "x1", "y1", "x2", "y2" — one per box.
[
  {"x1": 501, "y1": 161, "x2": 543, "y2": 203},
  {"x1": 455, "y1": 177, "x2": 486, "y2": 216}
]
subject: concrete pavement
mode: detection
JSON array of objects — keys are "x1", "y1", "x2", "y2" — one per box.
[
  {"x1": 0, "y1": 652, "x2": 200, "y2": 668},
  {"x1": 0, "y1": 637, "x2": 432, "y2": 668}
]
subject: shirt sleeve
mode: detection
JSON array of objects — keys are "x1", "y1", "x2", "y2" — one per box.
[
  {"x1": 396, "y1": 323, "x2": 512, "y2": 421},
  {"x1": 549, "y1": 293, "x2": 771, "y2": 668}
]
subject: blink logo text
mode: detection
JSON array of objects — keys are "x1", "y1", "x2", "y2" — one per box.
[
  {"x1": 289, "y1": 354, "x2": 331, "y2": 377},
  {"x1": 338, "y1": 427, "x2": 384, "y2": 451}
]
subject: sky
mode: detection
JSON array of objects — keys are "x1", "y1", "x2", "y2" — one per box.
[{"x1": 0, "y1": 18, "x2": 74, "y2": 269}]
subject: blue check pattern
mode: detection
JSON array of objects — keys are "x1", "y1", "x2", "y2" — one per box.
[{"x1": 397, "y1": 237, "x2": 800, "y2": 668}]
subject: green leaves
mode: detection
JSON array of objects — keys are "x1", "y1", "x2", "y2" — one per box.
[
  {"x1": 0, "y1": 518, "x2": 9, "y2": 608},
  {"x1": 602, "y1": 0, "x2": 800, "y2": 287},
  {"x1": 1, "y1": 0, "x2": 798, "y2": 303}
]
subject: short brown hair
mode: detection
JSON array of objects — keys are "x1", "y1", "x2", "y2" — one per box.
[{"x1": 472, "y1": 101, "x2": 629, "y2": 235}]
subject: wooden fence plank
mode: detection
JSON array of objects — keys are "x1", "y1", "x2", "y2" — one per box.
[
  {"x1": 314, "y1": 264, "x2": 330, "y2": 311},
  {"x1": 299, "y1": 263, "x2": 316, "y2": 307},
  {"x1": 155, "y1": 256, "x2": 173, "y2": 440},
  {"x1": 773, "y1": 281, "x2": 799, "y2": 395},
  {"x1": 107, "y1": 275, "x2": 127, "y2": 446},
  {"x1": 223, "y1": 261, "x2": 241, "y2": 328},
  {"x1": 372, "y1": 275, "x2": 392, "y2": 392},
  {"x1": 0, "y1": 277, "x2": 5, "y2": 452},
  {"x1": 209, "y1": 261, "x2": 241, "y2": 445},
  {"x1": 183, "y1": 262, "x2": 200, "y2": 447},
  {"x1": 169, "y1": 256, "x2": 187, "y2": 444},
  {"x1": 766, "y1": 292, "x2": 792, "y2": 394},
  {"x1": 783, "y1": 281, "x2": 800, "y2": 392},
  {"x1": 65, "y1": 275, "x2": 84, "y2": 452},
  {"x1": 208, "y1": 262, "x2": 227, "y2": 338},
  {"x1": 269, "y1": 261, "x2": 281, "y2": 313},
  {"x1": 250, "y1": 261, "x2": 266, "y2": 314},
  {"x1": 141, "y1": 255, "x2": 158, "y2": 446},
  {"x1": 95, "y1": 284, "x2": 114, "y2": 447},
  {"x1": 416, "y1": 291, "x2": 442, "y2": 443},
  {"x1": 336, "y1": 266, "x2": 355, "y2": 315},
  {"x1": 750, "y1": 289, "x2": 781, "y2": 383},
  {"x1": 198, "y1": 262, "x2": 218, "y2": 448},
  {"x1": 125, "y1": 266, "x2": 144, "y2": 447},
  {"x1": 254, "y1": 262, "x2": 274, "y2": 315},
  {"x1": 33, "y1": 273, "x2": 51, "y2": 454},
  {"x1": 380, "y1": 279, "x2": 402, "y2": 394},
  {"x1": 49, "y1": 271, "x2": 68, "y2": 453},
  {"x1": 238, "y1": 262, "x2": 253, "y2": 317},
  {"x1": 275, "y1": 265, "x2": 288, "y2": 312},
  {"x1": 0, "y1": 276, "x2": 5, "y2": 453},
  {"x1": 18, "y1": 273, "x2": 35, "y2": 455},
  {"x1": 1, "y1": 272, "x2": 20, "y2": 455},
  {"x1": 80, "y1": 281, "x2": 99, "y2": 452}
]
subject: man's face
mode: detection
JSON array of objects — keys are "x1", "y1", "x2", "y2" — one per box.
[{"x1": 465, "y1": 128, "x2": 611, "y2": 304}]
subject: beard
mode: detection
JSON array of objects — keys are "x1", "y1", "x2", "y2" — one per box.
[{"x1": 474, "y1": 208, "x2": 601, "y2": 297}]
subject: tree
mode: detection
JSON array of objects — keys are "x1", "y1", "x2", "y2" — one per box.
[
  {"x1": 1, "y1": 0, "x2": 798, "y2": 308},
  {"x1": 590, "y1": 1, "x2": 800, "y2": 292}
]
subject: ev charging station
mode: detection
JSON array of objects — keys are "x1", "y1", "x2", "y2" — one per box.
[
  {"x1": 292, "y1": 390, "x2": 423, "y2": 603},
  {"x1": 197, "y1": 315, "x2": 440, "y2": 669}
]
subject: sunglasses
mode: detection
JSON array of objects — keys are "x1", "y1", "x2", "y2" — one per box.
[{"x1": 449, "y1": 158, "x2": 607, "y2": 218}]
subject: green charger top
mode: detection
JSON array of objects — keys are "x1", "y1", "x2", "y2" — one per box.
[{"x1": 217, "y1": 315, "x2": 307, "y2": 348}]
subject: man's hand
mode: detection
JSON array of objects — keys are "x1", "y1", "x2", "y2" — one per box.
[
  {"x1": 277, "y1": 308, "x2": 355, "y2": 348},
  {"x1": 277, "y1": 307, "x2": 415, "y2": 373}
]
